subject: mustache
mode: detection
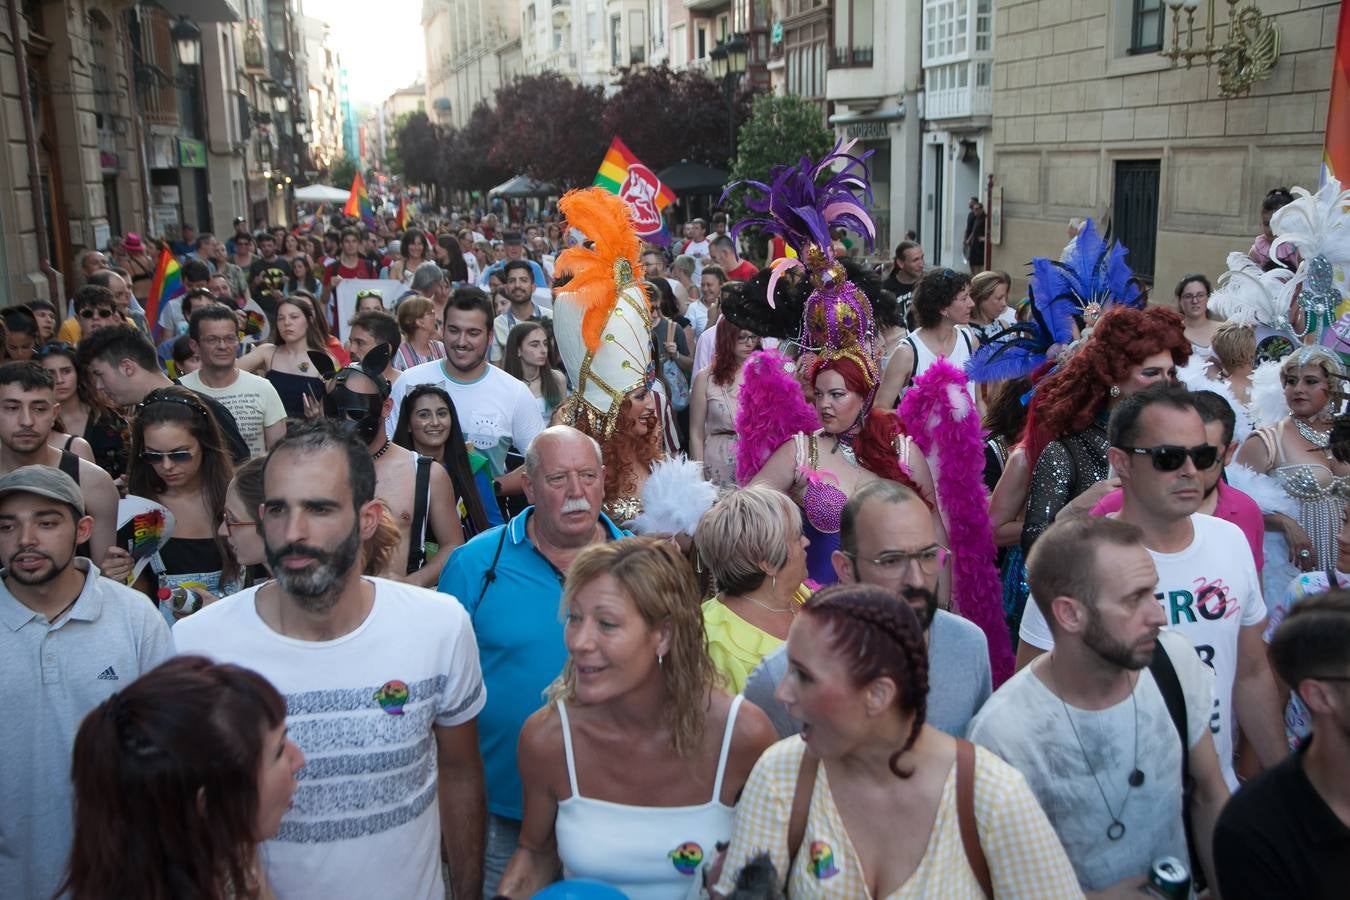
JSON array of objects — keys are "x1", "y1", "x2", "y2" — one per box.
[
  {"x1": 560, "y1": 498, "x2": 592, "y2": 515},
  {"x1": 267, "y1": 542, "x2": 335, "y2": 564}
]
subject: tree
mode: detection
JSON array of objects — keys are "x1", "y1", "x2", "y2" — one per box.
[
  {"x1": 601, "y1": 65, "x2": 754, "y2": 172},
  {"x1": 444, "y1": 102, "x2": 511, "y2": 194},
  {"x1": 393, "y1": 111, "x2": 443, "y2": 188},
  {"x1": 490, "y1": 73, "x2": 608, "y2": 189},
  {"x1": 330, "y1": 155, "x2": 359, "y2": 190},
  {"x1": 725, "y1": 94, "x2": 835, "y2": 254}
]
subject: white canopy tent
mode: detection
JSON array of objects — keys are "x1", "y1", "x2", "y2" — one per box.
[{"x1": 294, "y1": 184, "x2": 351, "y2": 203}]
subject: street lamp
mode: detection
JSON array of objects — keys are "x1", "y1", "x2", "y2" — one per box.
[
  {"x1": 710, "y1": 34, "x2": 749, "y2": 162},
  {"x1": 171, "y1": 16, "x2": 201, "y2": 68},
  {"x1": 270, "y1": 84, "x2": 289, "y2": 114}
]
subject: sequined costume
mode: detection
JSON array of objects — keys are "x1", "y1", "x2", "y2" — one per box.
[
  {"x1": 1250, "y1": 421, "x2": 1350, "y2": 571},
  {"x1": 1020, "y1": 414, "x2": 1111, "y2": 554},
  {"x1": 793, "y1": 432, "x2": 854, "y2": 584}
]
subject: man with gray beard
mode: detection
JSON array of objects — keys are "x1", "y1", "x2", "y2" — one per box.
[
  {"x1": 174, "y1": 418, "x2": 487, "y2": 900},
  {"x1": 438, "y1": 425, "x2": 630, "y2": 897}
]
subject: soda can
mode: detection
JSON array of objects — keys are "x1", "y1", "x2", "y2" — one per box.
[{"x1": 1148, "y1": 856, "x2": 1190, "y2": 899}]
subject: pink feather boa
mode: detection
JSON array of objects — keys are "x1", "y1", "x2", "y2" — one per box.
[
  {"x1": 735, "y1": 349, "x2": 820, "y2": 485},
  {"x1": 899, "y1": 357, "x2": 1013, "y2": 686}
]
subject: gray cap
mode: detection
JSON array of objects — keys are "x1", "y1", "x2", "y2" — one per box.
[{"x1": 0, "y1": 465, "x2": 86, "y2": 516}]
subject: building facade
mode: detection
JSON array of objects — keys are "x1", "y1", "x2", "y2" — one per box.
[
  {"x1": 303, "y1": 15, "x2": 344, "y2": 179},
  {"x1": 989, "y1": 0, "x2": 1336, "y2": 294},
  {"x1": 422, "y1": 0, "x2": 522, "y2": 128}
]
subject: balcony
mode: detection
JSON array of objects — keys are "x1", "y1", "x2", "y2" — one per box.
[
  {"x1": 684, "y1": 0, "x2": 729, "y2": 11},
  {"x1": 830, "y1": 45, "x2": 872, "y2": 68},
  {"x1": 923, "y1": 60, "x2": 992, "y2": 120}
]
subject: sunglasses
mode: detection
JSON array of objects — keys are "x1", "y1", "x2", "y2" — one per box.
[
  {"x1": 1119, "y1": 444, "x2": 1219, "y2": 472},
  {"x1": 355, "y1": 289, "x2": 383, "y2": 300},
  {"x1": 79, "y1": 307, "x2": 117, "y2": 320},
  {"x1": 141, "y1": 449, "x2": 195, "y2": 465},
  {"x1": 34, "y1": 341, "x2": 74, "y2": 358}
]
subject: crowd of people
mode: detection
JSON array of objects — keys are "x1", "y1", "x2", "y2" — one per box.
[{"x1": 3, "y1": 160, "x2": 1350, "y2": 900}]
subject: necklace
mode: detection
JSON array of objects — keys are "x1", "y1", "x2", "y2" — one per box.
[
  {"x1": 372, "y1": 439, "x2": 392, "y2": 460},
  {"x1": 1050, "y1": 655, "x2": 1143, "y2": 841},
  {"x1": 1294, "y1": 416, "x2": 1331, "y2": 449},
  {"x1": 739, "y1": 591, "x2": 795, "y2": 615}
]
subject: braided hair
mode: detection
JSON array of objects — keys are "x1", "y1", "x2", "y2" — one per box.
[{"x1": 800, "y1": 583, "x2": 929, "y2": 778}]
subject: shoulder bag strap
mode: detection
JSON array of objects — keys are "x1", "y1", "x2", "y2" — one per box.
[
  {"x1": 473, "y1": 525, "x2": 512, "y2": 613},
  {"x1": 786, "y1": 746, "x2": 819, "y2": 870},
  {"x1": 956, "y1": 739, "x2": 993, "y2": 899},
  {"x1": 406, "y1": 455, "x2": 433, "y2": 575},
  {"x1": 1149, "y1": 643, "x2": 1202, "y2": 889}
]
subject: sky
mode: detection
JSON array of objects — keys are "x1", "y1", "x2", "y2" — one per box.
[{"x1": 304, "y1": 0, "x2": 424, "y2": 108}]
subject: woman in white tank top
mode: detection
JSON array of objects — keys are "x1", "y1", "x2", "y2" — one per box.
[
  {"x1": 876, "y1": 268, "x2": 980, "y2": 409},
  {"x1": 497, "y1": 538, "x2": 777, "y2": 900}
]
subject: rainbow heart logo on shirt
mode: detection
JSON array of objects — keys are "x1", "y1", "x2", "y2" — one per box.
[
  {"x1": 373, "y1": 680, "x2": 409, "y2": 715},
  {"x1": 669, "y1": 842, "x2": 703, "y2": 875},
  {"x1": 809, "y1": 841, "x2": 839, "y2": 879}
]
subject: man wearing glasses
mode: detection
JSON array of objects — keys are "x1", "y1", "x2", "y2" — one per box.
[
  {"x1": 1016, "y1": 385, "x2": 1286, "y2": 789},
  {"x1": 743, "y1": 478, "x2": 991, "y2": 738},
  {"x1": 70, "y1": 286, "x2": 123, "y2": 343},
  {"x1": 177, "y1": 305, "x2": 288, "y2": 457}
]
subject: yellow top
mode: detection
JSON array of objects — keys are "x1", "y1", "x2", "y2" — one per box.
[
  {"x1": 714, "y1": 737, "x2": 1084, "y2": 899},
  {"x1": 701, "y1": 585, "x2": 810, "y2": 693}
]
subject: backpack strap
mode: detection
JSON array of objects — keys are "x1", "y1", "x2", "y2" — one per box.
[
  {"x1": 956, "y1": 739, "x2": 992, "y2": 899},
  {"x1": 786, "y1": 746, "x2": 819, "y2": 870},
  {"x1": 1149, "y1": 642, "x2": 1202, "y2": 889},
  {"x1": 473, "y1": 525, "x2": 512, "y2": 613},
  {"x1": 405, "y1": 455, "x2": 434, "y2": 575}
]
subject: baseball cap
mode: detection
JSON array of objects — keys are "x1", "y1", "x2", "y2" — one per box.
[
  {"x1": 0, "y1": 466, "x2": 85, "y2": 516},
  {"x1": 503, "y1": 231, "x2": 523, "y2": 245},
  {"x1": 233, "y1": 216, "x2": 246, "y2": 225}
]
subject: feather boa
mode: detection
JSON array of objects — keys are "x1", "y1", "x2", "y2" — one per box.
[
  {"x1": 1224, "y1": 462, "x2": 1300, "y2": 605},
  {"x1": 1175, "y1": 354, "x2": 1255, "y2": 446},
  {"x1": 630, "y1": 456, "x2": 720, "y2": 537},
  {"x1": 1249, "y1": 360, "x2": 1289, "y2": 429},
  {"x1": 898, "y1": 357, "x2": 1013, "y2": 686},
  {"x1": 735, "y1": 349, "x2": 819, "y2": 485}
]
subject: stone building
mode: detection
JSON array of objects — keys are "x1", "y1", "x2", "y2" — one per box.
[{"x1": 989, "y1": 0, "x2": 1337, "y2": 295}]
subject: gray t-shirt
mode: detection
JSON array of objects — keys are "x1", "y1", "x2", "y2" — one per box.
[
  {"x1": 743, "y1": 608, "x2": 992, "y2": 738},
  {"x1": 0, "y1": 561, "x2": 175, "y2": 900},
  {"x1": 966, "y1": 628, "x2": 1214, "y2": 892}
]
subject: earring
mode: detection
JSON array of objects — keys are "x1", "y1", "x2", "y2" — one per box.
[
  {"x1": 657, "y1": 653, "x2": 664, "y2": 669},
  {"x1": 1109, "y1": 385, "x2": 1121, "y2": 398}
]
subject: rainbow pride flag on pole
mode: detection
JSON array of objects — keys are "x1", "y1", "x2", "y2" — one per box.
[
  {"x1": 145, "y1": 245, "x2": 184, "y2": 341},
  {"x1": 343, "y1": 171, "x2": 377, "y2": 228},
  {"x1": 1327, "y1": 1, "x2": 1350, "y2": 182},
  {"x1": 396, "y1": 196, "x2": 411, "y2": 231},
  {"x1": 594, "y1": 137, "x2": 676, "y2": 244}
]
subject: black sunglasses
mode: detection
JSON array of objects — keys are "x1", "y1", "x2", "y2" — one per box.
[
  {"x1": 34, "y1": 341, "x2": 75, "y2": 358},
  {"x1": 79, "y1": 307, "x2": 117, "y2": 319},
  {"x1": 1119, "y1": 444, "x2": 1219, "y2": 472},
  {"x1": 140, "y1": 449, "x2": 194, "y2": 465}
]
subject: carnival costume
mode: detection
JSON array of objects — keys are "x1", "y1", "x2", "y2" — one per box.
[
  {"x1": 726, "y1": 141, "x2": 1012, "y2": 683},
  {"x1": 552, "y1": 187, "x2": 715, "y2": 534}
]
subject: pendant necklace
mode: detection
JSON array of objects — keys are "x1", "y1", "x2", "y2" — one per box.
[
  {"x1": 1294, "y1": 416, "x2": 1331, "y2": 450},
  {"x1": 1051, "y1": 655, "x2": 1143, "y2": 841}
]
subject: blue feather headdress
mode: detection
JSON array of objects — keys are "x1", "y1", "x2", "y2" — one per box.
[{"x1": 965, "y1": 218, "x2": 1145, "y2": 384}]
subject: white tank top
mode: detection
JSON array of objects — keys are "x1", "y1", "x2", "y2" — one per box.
[
  {"x1": 904, "y1": 326, "x2": 978, "y2": 404},
  {"x1": 554, "y1": 695, "x2": 743, "y2": 899}
]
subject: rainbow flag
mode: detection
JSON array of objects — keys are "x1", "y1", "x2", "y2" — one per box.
[
  {"x1": 1327, "y1": 1, "x2": 1350, "y2": 182},
  {"x1": 343, "y1": 171, "x2": 376, "y2": 228},
  {"x1": 145, "y1": 246, "x2": 184, "y2": 340},
  {"x1": 594, "y1": 137, "x2": 676, "y2": 244},
  {"x1": 396, "y1": 196, "x2": 410, "y2": 231}
]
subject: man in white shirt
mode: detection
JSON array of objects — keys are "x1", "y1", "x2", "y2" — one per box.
[
  {"x1": 389, "y1": 287, "x2": 542, "y2": 496},
  {"x1": 175, "y1": 419, "x2": 486, "y2": 900},
  {"x1": 1015, "y1": 385, "x2": 1287, "y2": 788},
  {"x1": 177, "y1": 305, "x2": 288, "y2": 457}
]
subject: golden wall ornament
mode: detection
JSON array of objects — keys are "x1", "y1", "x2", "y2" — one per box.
[{"x1": 1160, "y1": 0, "x2": 1280, "y2": 98}]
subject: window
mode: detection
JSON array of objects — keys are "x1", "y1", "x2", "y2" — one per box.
[
  {"x1": 588, "y1": 11, "x2": 600, "y2": 47},
  {"x1": 924, "y1": 0, "x2": 968, "y2": 63},
  {"x1": 833, "y1": 0, "x2": 874, "y2": 65},
  {"x1": 974, "y1": 0, "x2": 992, "y2": 53},
  {"x1": 610, "y1": 14, "x2": 622, "y2": 67},
  {"x1": 696, "y1": 23, "x2": 707, "y2": 59},
  {"x1": 1130, "y1": 0, "x2": 1163, "y2": 54},
  {"x1": 630, "y1": 10, "x2": 645, "y2": 63},
  {"x1": 1112, "y1": 160, "x2": 1161, "y2": 281},
  {"x1": 671, "y1": 23, "x2": 687, "y2": 66}
]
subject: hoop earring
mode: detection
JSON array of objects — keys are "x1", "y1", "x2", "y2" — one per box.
[{"x1": 1109, "y1": 385, "x2": 1121, "y2": 398}]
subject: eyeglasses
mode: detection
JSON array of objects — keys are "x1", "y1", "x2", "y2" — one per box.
[
  {"x1": 221, "y1": 510, "x2": 257, "y2": 530},
  {"x1": 736, "y1": 333, "x2": 760, "y2": 345},
  {"x1": 842, "y1": 545, "x2": 950, "y2": 575},
  {"x1": 1179, "y1": 292, "x2": 1208, "y2": 302},
  {"x1": 196, "y1": 334, "x2": 239, "y2": 348},
  {"x1": 79, "y1": 307, "x2": 117, "y2": 320},
  {"x1": 1119, "y1": 444, "x2": 1219, "y2": 472},
  {"x1": 140, "y1": 449, "x2": 195, "y2": 466},
  {"x1": 34, "y1": 341, "x2": 74, "y2": 359}
]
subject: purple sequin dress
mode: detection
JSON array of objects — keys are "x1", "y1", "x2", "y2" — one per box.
[{"x1": 795, "y1": 432, "x2": 848, "y2": 586}]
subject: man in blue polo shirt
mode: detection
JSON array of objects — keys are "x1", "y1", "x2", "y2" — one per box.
[
  {"x1": 438, "y1": 425, "x2": 628, "y2": 897},
  {"x1": 477, "y1": 231, "x2": 548, "y2": 289}
]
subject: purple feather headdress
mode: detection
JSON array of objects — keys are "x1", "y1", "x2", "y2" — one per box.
[{"x1": 723, "y1": 139, "x2": 883, "y2": 397}]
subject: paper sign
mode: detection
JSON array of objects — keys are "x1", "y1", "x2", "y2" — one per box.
[{"x1": 116, "y1": 495, "x2": 176, "y2": 584}]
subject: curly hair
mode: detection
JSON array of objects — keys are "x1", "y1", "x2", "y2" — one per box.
[
  {"x1": 912, "y1": 268, "x2": 972, "y2": 330},
  {"x1": 547, "y1": 538, "x2": 717, "y2": 757},
  {"x1": 1022, "y1": 305, "x2": 1190, "y2": 466},
  {"x1": 710, "y1": 319, "x2": 757, "y2": 387},
  {"x1": 810, "y1": 356, "x2": 927, "y2": 504},
  {"x1": 572, "y1": 388, "x2": 661, "y2": 506},
  {"x1": 800, "y1": 583, "x2": 929, "y2": 778}
]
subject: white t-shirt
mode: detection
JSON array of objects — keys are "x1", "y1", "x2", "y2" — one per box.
[
  {"x1": 1019, "y1": 513, "x2": 1265, "y2": 788},
  {"x1": 173, "y1": 578, "x2": 486, "y2": 900},
  {"x1": 179, "y1": 369, "x2": 287, "y2": 458},
  {"x1": 386, "y1": 360, "x2": 543, "y2": 476},
  {"x1": 968, "y1": 628, "x2": 1213, "y2": 892}
]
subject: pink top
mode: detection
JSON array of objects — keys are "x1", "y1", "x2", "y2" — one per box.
[{"x1": 1090, "y1": 479, "x2": 1266, "y2": 573}]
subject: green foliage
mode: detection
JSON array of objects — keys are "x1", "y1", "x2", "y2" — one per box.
[
  {"x1": 726, "y1": 95, "x2": 834, "y2": 255},
  {"x1": 330, "y1": 156, "x2": 358, "y2": 190}
]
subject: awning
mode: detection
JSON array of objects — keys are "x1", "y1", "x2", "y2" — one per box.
[
  {"x1": 655, "y1": 161, "x2": 729, "y2": 194},
  {"x1": 827, "y1": 104, "x2": 906, "y2": 126},
  {"x1": 294, "y1": 184, "x2": 351, "y2": 203},
  {"x1": 488, "y1": 175, "x2": 559, "y2": 198},
  {"x1": 151, "y1": 0, "x2": 241, "y2": 24}
]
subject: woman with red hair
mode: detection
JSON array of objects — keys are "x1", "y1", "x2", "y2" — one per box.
[
  {"x1": 1016, "y1": 305, "x2": 1191, "y2": 554},
  {"x1": 748, "y1": 353, "x2": 942, "y2": 585},
  {"x1": 689, "y1": 320, "x2": 762, "y2": 488}
]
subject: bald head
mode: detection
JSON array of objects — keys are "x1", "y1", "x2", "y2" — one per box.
[{"x1": 525, "y1": 425, "x2": 603, "y2": 478}]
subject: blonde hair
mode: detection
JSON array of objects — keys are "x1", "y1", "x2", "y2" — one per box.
[
  {"x1": 969, "y1": 270, "x2": 1010, "y2": 305},
  {"x1": 395, "y1": 295, "x2": 434, "y2": 339},
  {"x1": 694, "y1": 485, "x2": 801, "y2": 595},
  {"x1": 1210, "y1": 321, "x2": 1255, "y2": 372},
  {"x1": 547, "y1": 538, "x2": 716, "y2": 757},
  {"x1": 361, "y1": 502, "x2": 402, "y2": 576},
  {"x1": 1280, "y1": 345, "x2": 1345, "y2": 381}
]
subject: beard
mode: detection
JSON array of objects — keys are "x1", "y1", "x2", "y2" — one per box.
[
  {"x1": 1083, "y1": 606, "x2": 1153, "y2": 671},
  {"x1": 266, "y1": 523, "x2": 361, "y2": 613},
  {"x1": 5, "y1": 550, "x2": 65, "y2": 586},
  {"x1": 900, "y1": 586, "x2": 939, "y2": 631}
]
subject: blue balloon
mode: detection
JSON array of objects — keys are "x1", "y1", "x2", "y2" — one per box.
[{"x1": 531, "y1": 879, "x2": 629, "y2": 899}]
